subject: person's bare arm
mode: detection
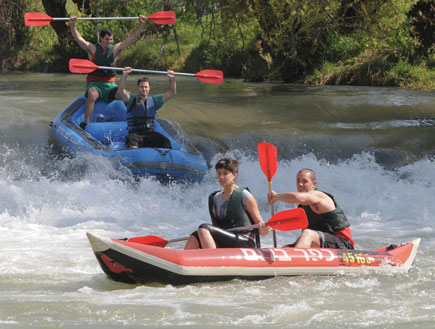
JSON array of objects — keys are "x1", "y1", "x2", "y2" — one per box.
[
  {"x1": 268, "y1": 190, "x2": 324, "y2": 206},
  {"x1": 245, "y1": 196, "x2": 271, "y2": 237},
  {"x1": 113, "y1": 15, "x2": 147, "y2": 58},
  {"x1": 115, "y1": 67, "x2": 132, "y2": 102},
  {"x1": 162, "y1": 71, "x2": 176, "y2": 103},
  {"x1": 69, "y1": 16, "x2": 96, "y2": 59},
  {"x1": 268, "y1": 190, "x2": 336, "y2": 213}
]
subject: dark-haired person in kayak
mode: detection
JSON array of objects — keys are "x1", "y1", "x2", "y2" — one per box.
[
  {"x1": 268, "y1": 168, "x2": 354, "y2": 249},
  {"x1": 69, "y1": 15, "x2": 147, "y2": 129},
  {"x1": 115, "y1": 67, "x2": 176, "y2": 149},
  {"x1": 184, "y1": 158, "x2": 271, "y2": 250}
]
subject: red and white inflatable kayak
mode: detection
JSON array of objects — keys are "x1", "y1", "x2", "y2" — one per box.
[{"x1": 86, "y1": 232, "x2": 420, "y2": 285}]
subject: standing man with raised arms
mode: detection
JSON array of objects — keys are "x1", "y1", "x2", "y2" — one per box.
[
  {"x1": 268, "y1": 168, "x2": 354, "y2": 249},
  {"x1": 69, "y1": 15, "x2": 147, "y2": 129}
]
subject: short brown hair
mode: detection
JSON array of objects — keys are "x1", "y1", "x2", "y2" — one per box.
[
  {"x1": 215, "y1": 158, "x2": 239, "y2": 174},
  {"x1": 137, "y1": 77, "x2": 150, "y2": 86}
]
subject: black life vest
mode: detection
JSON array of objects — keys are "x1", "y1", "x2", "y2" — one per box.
[
  {"x1": 88, "y1": 44, "x2": 116, "y2": 78},
  {"x1": 298, "y1": 188, "x2": 350, "y2": 234},
  {"x1": 126, "y1": 95, "x2": 156, "y2": 132},
  {"x1": 208, "y1": 187, "x2": 261, "y2": 247}
]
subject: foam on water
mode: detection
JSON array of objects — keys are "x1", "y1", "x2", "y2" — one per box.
[
  {"x1": 1, "y1": 146, "x2": 434, "y2": 268},
  {"x1": 331, "y1": 119, "x2": 435, "y2": 129}
]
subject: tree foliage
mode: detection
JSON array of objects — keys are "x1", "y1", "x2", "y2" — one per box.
[
  {"x1": 244, "y1": 0, "x2": 339, "y2": 81},
  {"x1": 1, "y1": 0, "x2": 433, "y2": 88},
  {"x1": 408, "y1": 0, "x2": 435, "y2": 60},
  {"x1": 0, "y1": 0, "x2": 34, "y2": 70}
]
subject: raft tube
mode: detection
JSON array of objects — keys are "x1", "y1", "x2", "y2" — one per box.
[
  {"x1": 86, "y1": 232, "x2": 420, "y2": 285},
  {"x1": 50, "y1": 96, "x2": 208, "y2": 182}
]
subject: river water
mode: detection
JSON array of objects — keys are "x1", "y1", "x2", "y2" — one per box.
[{"x1": 0, "y1": 73, "x2": 434, "y2": 328}]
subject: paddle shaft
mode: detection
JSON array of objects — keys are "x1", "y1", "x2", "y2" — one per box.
[
  {"x1": 127, "y1": 208, "x2": 307, "y2": 247},
  {"x1": 164, "y1": 223, "x2": 265, "y2": 245},
  {"x1": 69, "y1": 58, "x2": 223, "y2": 84},
  {"x1": 268, "y1": 181, "x2": 278, "y2": 247},
  {"x1": 97, "y1": 65, "x2": 195, "y2": 77},
  {"x1": 26, "y1": 11, "x2": 176, "y2": 26},
  {"x1": 46, "y1": 17, "x2": 143, "y2": 22}
]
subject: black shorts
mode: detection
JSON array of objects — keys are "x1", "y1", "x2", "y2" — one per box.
[
  {"x1": 317, "y1": 231, "x2": 354, "y2": 249},
  {"x1": 284, "y1": 231, "x2": 354, "y2": 249},
  {"x1": 190, "y1": 223, "x2": 256, "y2": 249},
  {"x1": 126, "y1": 131, "x2": 172, "y2": 149}
]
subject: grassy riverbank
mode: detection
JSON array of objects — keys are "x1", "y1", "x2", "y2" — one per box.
[{"x1": 305, "y1": 57, "x2": 434, "y2": 90}]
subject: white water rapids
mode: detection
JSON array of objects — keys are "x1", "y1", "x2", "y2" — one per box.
[{"x1": 0, "y1": 73, "x2": 434, "y2": 328}]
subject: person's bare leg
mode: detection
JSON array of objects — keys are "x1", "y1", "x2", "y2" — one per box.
[
  {"x1": 184, "y1": 235, "x2": 200, "y2": 250},
  {"x1": 198, "y1": 228, "x2": 216, "y2": 249},
  {"x1": 294, "y1": 229, "x2": 321, "y2": 248},
  {"x1": 84, "y1": 87, "x2": 100, "y2": 124}
]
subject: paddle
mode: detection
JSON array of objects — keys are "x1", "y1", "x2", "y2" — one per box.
[
  {"x1": 258, "y1": 142, "x2": 278, "y2": 247},
  {"x1": 68, "y1": 58, "x2": 224, "y2": 84},
  {"x1": 127, "y1": 208, "x2": 308, "y2": 248},
  {"x1": 24, "y1": 11, "x2": 176, "y2": 26}
]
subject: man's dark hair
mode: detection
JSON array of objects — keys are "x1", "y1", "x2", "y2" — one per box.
[
  {"x1": 137, "y1": 77, "x2": 150, "y2": 86},
  {"x1": 100, "y1": 27, "x2": 113, "y2": 39}
]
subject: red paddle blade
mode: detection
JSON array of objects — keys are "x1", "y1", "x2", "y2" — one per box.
[
  {"x1": 148, "y1": 11, "x2": 176, "y2": 25},
  {"x1": 258, "y1": 142, "x2": 277, "y2": 182},
  {"x1": 25, "y1": 13, "x2": 53, "y2": 26},
  {"x1": 266, "y1": 208, "x2": 308, "y2": 231},
  {"x1": 128, "y1": 235, "x2": 168, "y2": 247},
  {"x1": 194, "y1": 70, "x2": 224, "y2": 84},
  {"x1": 69, "y1": 58, "x2": 98, "y2": 74}
]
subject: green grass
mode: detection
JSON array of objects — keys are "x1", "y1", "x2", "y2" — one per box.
[
  {"x1": 305, "y1": 57, "x2": 434, "y2": 90},
  {"x1": 387, "y1": 60, "x2": 435, "y2": 89}
]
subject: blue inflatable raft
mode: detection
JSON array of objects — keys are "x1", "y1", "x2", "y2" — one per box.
[{"x1": 50, "y1": 96, "x2": 208, "y2": 182}]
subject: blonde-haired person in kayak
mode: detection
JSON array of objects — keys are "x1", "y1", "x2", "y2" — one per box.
[
  {"x1": 268, "y1": 168, "x2": 354, "y2": 249},
  {"x1": 185, "y1": 158, "x2": 271, "y2": 249}
]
